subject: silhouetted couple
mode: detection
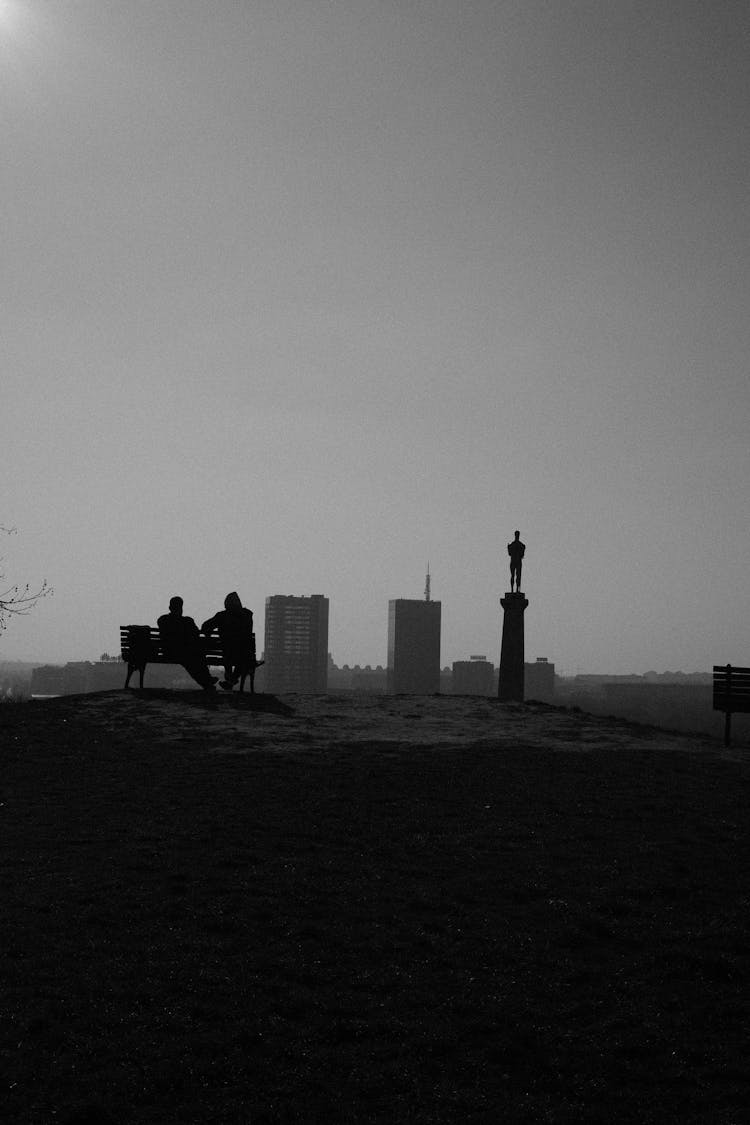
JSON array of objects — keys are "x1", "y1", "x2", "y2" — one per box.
[{"x1": 157, "y1": 592, "x2": 254, "y2": 693}]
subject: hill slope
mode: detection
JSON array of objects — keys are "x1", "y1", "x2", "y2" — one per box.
[{"x1": 2, "y1": 692, "x2": 749, "y2": 1123}]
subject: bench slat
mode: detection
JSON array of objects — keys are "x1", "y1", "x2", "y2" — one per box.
[
  {"x1": 119, "y1": 624, "x2": 258, "y2": 666},
  {"x1": 712, "y1": 664, "x2": 750, "y2": 729},
  {"x1": 712, "y1": 665, "x2": 750, "y2": 745}
]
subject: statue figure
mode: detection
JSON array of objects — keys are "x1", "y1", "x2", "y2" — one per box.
[{"x1": 507, "y1": 530, "x2": 525, "y2": 593}]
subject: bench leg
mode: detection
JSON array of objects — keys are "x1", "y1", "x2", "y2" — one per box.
[
  {"x1": 237, "y1": 667, "x2": 255, "y2": 694},
  {"x1": 248, "y1": 660, "x2": 263, "y2": 695},
  {"x1": 125, "y1": 663, "x2": 146, "y2": 690}
]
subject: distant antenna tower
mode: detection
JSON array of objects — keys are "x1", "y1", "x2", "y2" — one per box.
[{"x1": 424, "y1": 563, "x2": 431, "y2": 602}]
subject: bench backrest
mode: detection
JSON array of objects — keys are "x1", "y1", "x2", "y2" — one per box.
[
  {"x1": 120, "y1": 625, "x2": 256, "y2": 665},
  {"x1": 713, "y1": 665, "x2": 750, "y2": 714}
]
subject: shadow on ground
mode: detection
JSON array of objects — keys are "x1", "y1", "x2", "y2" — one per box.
[{"x1": 125, "y1": 687, "x2": 295, "y2": 716}]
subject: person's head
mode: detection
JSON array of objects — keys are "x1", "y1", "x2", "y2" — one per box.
[
  {"x1": 169, "y1": 596, "x2": 184, "y2": 616},
  {"x1": 514, "y1": 530, "x2": 520, "y2": 540},
  {"x1": 224, "y1": 591, "x2": 242, "y2": 612}
]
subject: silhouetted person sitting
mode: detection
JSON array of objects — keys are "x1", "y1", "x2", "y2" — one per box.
[
  {"x1": 508, "y1": 530, "x2": 525, "y2": 593},
  {"x1": 201, "y1": 591, "x2": 254, "y2": 692},
  {"x1": 157, "y1": 596, "x2": 217, "y2": 692}
]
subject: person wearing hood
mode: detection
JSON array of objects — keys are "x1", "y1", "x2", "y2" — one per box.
[{"x1": 201, "y1": 592, "x2": 255, "y2": 691}]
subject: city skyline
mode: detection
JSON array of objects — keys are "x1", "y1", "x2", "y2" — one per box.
[
  {"x1": 3, "y1": 2, "x2": 749, "y2": 674},
  {"x1": 0, "y1": 576, "x2": 718, "y2": 680}
]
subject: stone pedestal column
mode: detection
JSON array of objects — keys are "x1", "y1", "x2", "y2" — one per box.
[{"x1": 498, "y1": 592, "x2": 529, "y2": 702}]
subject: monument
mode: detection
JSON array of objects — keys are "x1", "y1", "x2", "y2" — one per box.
[{"x1": 498, "y1": 531, "x2": 528, "y2": 702}]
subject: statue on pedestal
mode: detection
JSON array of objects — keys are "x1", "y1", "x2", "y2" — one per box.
[{"x1": 507, "y1": 530, "x2": 525, "y2": 593}]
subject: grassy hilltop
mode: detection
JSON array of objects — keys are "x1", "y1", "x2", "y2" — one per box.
[{"x1": 2, "y1": 691, "x2": 749, "y2": 1124}]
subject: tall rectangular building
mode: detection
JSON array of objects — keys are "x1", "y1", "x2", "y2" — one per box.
[
  {"x1": 263, "y1": 595, "x2": 329, "y2": 694},
  {"x1": 387, "y1": 599, "x2": 441, "y2": 694}
]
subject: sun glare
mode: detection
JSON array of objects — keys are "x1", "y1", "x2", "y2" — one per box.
[
  {"x1": 0, "y1": 1, "x2": 31, "y2": 45},
  {"x1": 0, "y1": 0, "x2": 20, "y2": 29},
  {"x1": 0, "y1": 0, "x2": 55, "y2": 81}
]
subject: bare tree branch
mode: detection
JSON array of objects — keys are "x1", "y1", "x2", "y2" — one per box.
[{"x1": 0, "y1": 527, "x2": 53, "y2": 633}]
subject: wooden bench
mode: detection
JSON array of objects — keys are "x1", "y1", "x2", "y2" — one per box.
[
  {"x1": 713, "y1": 664, "x2": 750, "y2": 746},
  {"x1": 120, "y1": 625, "x2": 263, "y2": 693}
]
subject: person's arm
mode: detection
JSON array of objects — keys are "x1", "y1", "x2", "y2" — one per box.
[
  {"x1": 184, "y1": 617, "x2": 201, "y2": 642},
  {"x1": 158, "y1": 615, "x2": 177, "y2": 657},
  {"x1": 201, "y1": 614, "x2": 218, "y2": 636}
]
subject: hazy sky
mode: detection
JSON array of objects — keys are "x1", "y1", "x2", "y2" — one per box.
[{"x1": 3, "y1": 0, "x2": 749, "y2": 673}]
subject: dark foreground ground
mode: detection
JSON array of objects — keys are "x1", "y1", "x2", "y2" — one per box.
[{"x1": 2, "y1": 691, "x2": 749, "y2": 1124}]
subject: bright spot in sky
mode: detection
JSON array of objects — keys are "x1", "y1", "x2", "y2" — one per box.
[
  {"x1": 0, "y1": 0, "x2": 27, "y2": 41},
  {"x1": 0, "y1": 1, "x2": 19, "y2": 27},
  {"x1": 0, "y1": 1, "x2": 52, "y2": 75}
]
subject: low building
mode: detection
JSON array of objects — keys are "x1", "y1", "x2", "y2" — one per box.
[
  {"x1": 452, "y1": 655, "x2": 495, "y2": 695},
  {"x1": 524, "y1": 657, "x2": 555, "y2": 702},
  {"x1": 351, "y1": 666, "x2": 388, "y2": 694}
]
